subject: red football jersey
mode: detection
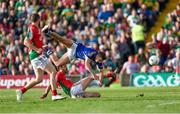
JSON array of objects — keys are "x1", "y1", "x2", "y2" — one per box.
[
  {"x1": 27, "y1": 24, "x2": 43, "y2": 49},
  {"x1": 56, "y1": 71, "x2": 73, "y2": 89}
]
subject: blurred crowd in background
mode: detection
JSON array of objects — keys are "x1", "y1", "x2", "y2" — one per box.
[
  {"x1": 145, "y1": 2, "x2": 180, "y2": 74},
  {"x1": 0, "y1": 0, "x2": 179, "y2": 77}
]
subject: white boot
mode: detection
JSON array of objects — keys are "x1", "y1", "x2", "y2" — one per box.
[
  {"x1": 16, "y1": 90, "x2": 23, "y2": 101},
  {"x1": 52, "y1": 95, "x2": 66, "y2": 101}
]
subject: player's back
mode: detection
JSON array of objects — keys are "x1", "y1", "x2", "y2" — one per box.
[
  {"x1": 75, "y1": 43, "x2": 98, "y2": 61},
  {"x1": 28, "y1": 24, "x2": 43, "y2": 49}
]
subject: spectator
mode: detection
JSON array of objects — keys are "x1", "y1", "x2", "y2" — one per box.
[
  {"x1": 164, "y1": 14, "x2": 174, "y2": 30},
  {"x1": 170, "y1": 49, "x2": 180, "y2": 73},
  {"x1": 98, "y1": 4, "x2": 114, "y2": 22},
  {"x1": 134, "y1": 48, "x2": 147, "y2": 66},
  {"x1": 117, "y1": 32, "x2": 131, "y2": 64},
  {"x1": 0, "y1": 62, "x2": 3, "y2": 76},
  {"x1": 127, "y1": 9, "x2": 139, "y2": 28},
  {"x1": 137, "y1": 4, "x2": 153, "y2": 29},
  {"x1": 131, "y1": 20, "x2": 145, "y2": 53},
  {"x1": 120, "y1": 55, "x2": 140, "y2": 76},
  {"x1": 120, "y1": 55, "x2": 140, "y2": 86},
  {"x1": 123, "y1": 3, "x2": 132, "y2": 18},
  {"x1": 61, "y1": 5, "x2": 74, "y2": 22},
  {"x1": 139, "y1": 0, "x2": 159, "y2": 13},
  {"x1": 164, "y1": 60, "x2": 174, "y2": 73},
  {"x1": 157, "y1": 38, "x2": 170, "y2": 65},
  {"x1": 176, "y1": 3, "x2": 180, "y2": 15}
]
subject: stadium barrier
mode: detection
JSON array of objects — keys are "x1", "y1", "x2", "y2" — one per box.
[
  {"x1": 131, "y1": 73, "x2": 180, "y2": 87},
  {"x1": 0, "y1": 75, "x2": 82, "y2": 89}
]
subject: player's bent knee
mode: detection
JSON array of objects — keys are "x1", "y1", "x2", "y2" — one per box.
[{"x1": 35, "y1": 78, "x2": 43, "y2": 84}]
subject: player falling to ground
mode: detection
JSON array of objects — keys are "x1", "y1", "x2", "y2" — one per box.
[
  {"x1": 40, "y1": 63, "x2": 100, "y2": 99},
  {"x1": 16, "y1": 13, "x2": 65, "y2": 101},
  {"x1": 42, "y1": 25, "x2": 106, "y2": 85}
]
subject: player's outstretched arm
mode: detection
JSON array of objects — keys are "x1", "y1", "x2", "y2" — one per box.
[
  {"x1": 99, "y1": 69, "x2": 104, "y2": 86},
  {"x1": 40, "y1": 85, "x2": 51, "y2": 99},
  {"x1": 85, "y1": 57, "x2": 96, "y2": 79}
]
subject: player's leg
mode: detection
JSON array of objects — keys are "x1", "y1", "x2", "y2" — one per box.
[
  {"x1": 50, "y1": 31, "x2": 73, "y2": 48},
  {"x1": 44, "y1": 47, "x2": 71, "y2": 67},
  {"x1": 71, "y1": 77, "x2": 100, "y2": 98},
  {"x1": 82, "y1": 92, "x2": 101, "y2": 98},
  {"x1": 24, "y1": 68, "x2": 44, "y2": 89},
  {"x1": 44, "y1": 61, "x2": 66, "y2": 100},
  {"x1": 16, "y1": 68, "x2": 44, "y2": 101},
  {"x1": 74, "y1": 76, "x2": 94, "y2": 91},
  {"x1": 42, "y1": 26, "x2": 73, "y2": 48},
  {"x1": 52, "y1": 52, "x2": 71, "y2": 67},
  {"x1": 44, "y1": 62, "x2": 57, "y2": 91}
]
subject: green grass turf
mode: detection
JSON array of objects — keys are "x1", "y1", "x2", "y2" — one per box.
[{"x1": 0, "y1": 86, "x2": 180, "y2": 113}]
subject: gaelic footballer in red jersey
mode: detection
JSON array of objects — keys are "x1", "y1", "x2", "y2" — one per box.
[
  {"x1": 16, "y1": 13, "x2": 65, "y2": 101},
  {"x1": 41, "y1": 64, "x2": 100, "y2": 99}
]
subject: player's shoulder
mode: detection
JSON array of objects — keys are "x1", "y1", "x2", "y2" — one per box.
[{"x1": 29, "y1": 24, "x2": 38, "y2": 31}]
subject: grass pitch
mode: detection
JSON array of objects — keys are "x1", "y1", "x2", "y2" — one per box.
[{"x1": 0, "y1": 86, "x2": 180, "y2": 113}]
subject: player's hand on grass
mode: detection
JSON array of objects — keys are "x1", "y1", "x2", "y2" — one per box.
[{"x1": 40, "y1": 93, "x2": 48, "y2": 99}]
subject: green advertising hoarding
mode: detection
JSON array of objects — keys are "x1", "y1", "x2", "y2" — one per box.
[{"x1": 131, "y1": 73, "x2": 180, "y2": 87}]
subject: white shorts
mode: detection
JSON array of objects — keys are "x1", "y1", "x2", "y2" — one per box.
[
  {"x1": 70, "y1": 84, "x2": 84, "y2": 96},
  {"x1": 31, "y1": 55, "x2": 50, "y2": 70},
  {"x1": 67, "y1": 43, "x2": 77, "y2": 61}
]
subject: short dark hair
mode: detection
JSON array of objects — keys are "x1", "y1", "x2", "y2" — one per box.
[
  {"x1": 31, "y1": 13, "x2": 40, "y2": 22},
  {"x1": 98, "y1": 52, "x2": 106, "y2": 60}
]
